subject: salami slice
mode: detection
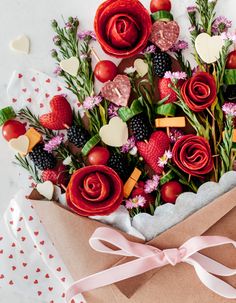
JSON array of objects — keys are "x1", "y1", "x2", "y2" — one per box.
[
  {"x1": 149, "y1": 21, "x2": 180, "y2": 52},
  {"x1": 101, "y1": 75, "x2": 131, "y2": 107}
]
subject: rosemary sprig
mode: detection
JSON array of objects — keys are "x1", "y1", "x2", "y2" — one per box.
[{"x1": 14, "y1": 154, "x2": 41, "y2": 183}]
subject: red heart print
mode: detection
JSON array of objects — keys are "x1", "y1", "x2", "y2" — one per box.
[
  {"x1": 61, "y1": 277, "x2": 66, "y2": 282},
  {"x1": 40, "y1": 240, "x2": 45, "y2": 245},
  {"x1": 34, "y1": 279, "x2": 38, "y2": 284},
  {"x1": 50, "y1": 301, "x2": 54, "y2": 303},
  {"x1": 21, "y1": 237, "x2": 26, "y2": 241},
  {"x1": 24, "y1": 275, "x2": 28, "y2": 280},
  {"x1": 48, "y1": 287, "x2": 53, "y2": 291},
  {"x1": 22, "y1": 262, "x2": 27, "y2": 267},
  {"x1": 45, "y1": 273, "x2": 50, "y2": 278},
  {"x1": 12, "y1": 266, "x2": 16, "y2": 271},
  {"x1": 46, "y1": 78, "x2": 51, "y2": 83},
  {"x1": 45, "y1": 93, "x2": 50, "y2": 98},
  {"x1": 49, "y1": 254, "x2": 54, "y2": 259},
  {"x1": 62, "y1": 293, "x2": 65, "y2": 298},
  {"x1": 0, "y1": 236, "x2": 3, "y2": 241},
  {"x1": 9, "y1": 280, "x2": 14, "y2": 285},
  {"x1": 39, "y1": 95, "x2": 73, "y2": 130},
  {"x1": 35, "y1": 88, "x2": 39, "y2": 93},
  {"x1": 9, "y1": 254, "x2": 13, "y2": 259},
  {"x1": 57, "y1": 86, "x2": 62, "y2": 91},
  {"x1": 0, "y1": 274, "x2": 4, "y2": 279},
  {"x1": 149, "y1": 21, "x2": 180, "y2": 51},
  {"x1": 29, "y1": 216, "x2": 33, "y2": 221},
  {"x1": 137, "y1": 131, "x2": 170, "y2": 174},
  {"x1": 10, "y1": 207, "x2": 14, "y2": 212},
  {"x1": 31, "y1": 77, "x2": 36, "y2": 82},
  {"x1": 36, "y1": 268, "x2": 40, "y2": 272},
  {"x1": 12, "y1": 98, "x2": 17, "y2": 103},
  {"x1": 40, "y1": 103, "x2": 44, "y2": 108},
  {"x1": 56, "y1": 267, "x2": 61, "y2": 272},
  {"x1": 101, "y1": 75, "x2": 131, "y2": 106},
  {"x1": 9, "y1": 220, "x2": 13, "y2": 225},
  {"x1": 11, "y1": 243, "x2": 16, "y2": 247},
  {"x1": 22, "y1": 88, "x2": 27, "y2": 93},
  {"x1": 37, "y1": 291, "x2": 42, "y2": 296},
  {"x1": 19, "y1": 217, "x2": 23, "y2": 222},
  {"x1": 0, "y1": 249, "x2": 3, "y2": 254},
  {"x1": 17, "y1": 227, "x2": 21, "y2": 232},
  {"x1": 18, "y1": 74, "x2": 23, "y2": 78},
  {"x1": 27, "y1": 98, "x2": 32, "y2": 103},
  {"x1": 20, "y1": 250, "x2": 24, "y2": 254},
  {"x1": 34, "y1": 231, "x2": 39, "y2": 236}
]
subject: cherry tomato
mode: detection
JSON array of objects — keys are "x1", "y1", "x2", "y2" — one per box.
[
  {"x1": 160, "y1": 180, "x2": 183, "y2": 204},
  {"x1": 2, "y1": 120, "x2": 26, "y2": 142},
  {"x1": 226, "y1": 50, "x2": 236, "y2": 69},
  {"x1": 88, "y1": 147, "x2": 110, "y2": 165},
  {"x1": 150, "y1": 0, "x2": 171, "y2": 13},
  {"x1": 94, "y1": 60, "x2": 118, "y2": 83}
]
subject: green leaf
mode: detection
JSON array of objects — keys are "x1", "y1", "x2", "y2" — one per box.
[
  {"x1": 98, "y1": 104, "x2": 107, "y2": 126},
  {"x1": 159, "y1": 170, "x2": 176, "y2": 186},
  {"x1": 81, "y1": 134, "x2": 101, "y2": 156},
  {"x1": 118, "y1": 98, "x2": 143, "y2": 122},
  {"x1": 155, "y1": 103, "x2": 177, "y2": 117}
]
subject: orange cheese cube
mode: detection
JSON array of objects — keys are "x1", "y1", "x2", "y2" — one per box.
[
  {"x1": 155, "y1": 117, "x2": 186, "y2": 128},
  {"x1": 123, "y1": 168, "x2": 141, "y2": 198},
  {"x1": 25, "y1": 128, "x2": 42, "y2": 153}
]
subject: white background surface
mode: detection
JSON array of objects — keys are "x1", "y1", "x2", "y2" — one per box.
[{"x1": 0, "y1": 0, "x2": 235, "y2": 302}]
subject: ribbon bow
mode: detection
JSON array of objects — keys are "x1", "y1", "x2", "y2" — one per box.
[{"x1": 66, "y1": 227, "x2": 236, "y2": 302}]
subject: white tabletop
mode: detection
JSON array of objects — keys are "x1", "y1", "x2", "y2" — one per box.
[{"x1": 0, "y1": 0, "x2": 235, "y2": 301}]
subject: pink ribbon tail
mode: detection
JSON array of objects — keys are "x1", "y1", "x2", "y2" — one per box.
[{"x1": 66, "y1": 227, "x2": 236, "y2": 302}]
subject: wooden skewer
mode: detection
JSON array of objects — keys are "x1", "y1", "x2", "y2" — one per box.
[
  {"x1": 63, "y1": 123, "x2": 70, "y2": 130},
  {"x1": 60, "y1": 184, "x2": 67, "y2": 191},
  {"x1": 90, "y1": 47, "x2": 101, "y2": 62}
]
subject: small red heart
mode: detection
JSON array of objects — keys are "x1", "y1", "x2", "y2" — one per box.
[
  {"x1": 24, "y1": 275, "x2": 28, "y2": 280},
  {"x1": 46, "y1": 78, "x2": 51, "y2": 83},
  {"x1": 39, "y1": 95, "x2": 73, "y2": 130},
  {"x1": 9, "y1": 220, "x2": 13, "y2": 225},
  {"x1": 50, "y1": 301, "x2": 54, "y2": 303},
  {"x1": 33, "y1": 245, "x2": 37, "y2": 249},
  {"x1": 17, "y1": 227, "x2": 21, "y2": 232},
  {"x1": 19, "y1": 217, "x2": 23, "y2": 222},
  {"x1": 35, "y1": 88, "x2": 39, "y2": 93},
  {"x1": 0, "y1": 250, "x2": 3, "y2": 254},
  {"x1": 10, "y1": 207, "x2": 14, "y2": 212},
  {"x1": 149, "y1": 21, "x2": 180, "y2": 51},
  {"x1": 49, "y1": 254, "x2": 54, "y2": 259},
  {"x1": 0, "y1": 236, "x2": 3, "y2": 241},
  {"x1": 20, "y1": 250, "x2": 24, "y2": 254},
  {"x1": 12, "y1": 266, "x2": 16, "y2": 271},
  {"x1": 36, "y1": 268, "x2": 40, "y2": 272},
  {"x1": 101, "y1": 75, "x2": 131, "y2": 107},
  {"x1": 22, "y1": 262, "x2": 27, "y2": 267},
  {"x1": 0, "y1": 274, "x2": 4, "y2": 279},
  {"x1": 27, "y1": 98, "x2": 32, "y2": 103},
  {"x1": 37, "y1": 291, "x2": 42, "y2": 296},
  {"x1": 62, "y1": 293, "x2": 65, "y2": 298},
  {"x1": 29, "y1": 216, "x2": 33, "y2": 221},
  {"x1": 21, "y1": 236, "x2": 26, "y2": 241},
  {"x1": 11, "y1": 243, "x2": 16, "y2": 247},
  {"x1": 56, "y1": 267, "x2": 61, "y2": 272},
  {"x1": 22, "y1": 88, "x2": 27, "y2": 93},
  {"x1": 9, "y1": 254, "x2": 13, "y2": 259},
  {"x1": 34, "y1": 279, "x2": 38, "y2": 284},
  {"x1": 18, "y1": 74, "x2": 23, "y2": 78},
  {"x1": 61, "y1": 277, "x2": 66, "y2": 282},
  {"x1": 40, "y1": 240, "x2": 45, "y2": 245},
  {"x1": 31, "y1": 77, "x2": 36, "y2": 82},
  {"x1": 34, "y1": 231, "x2": 39, "y2": 236},
  {"x1": 45, "y1": 93, "x2": 50, "y2": 98},
  {"x1": 9, "y1": 280, "x2": 14, "y2": 285},
  {"x1": 40, "y1": 103, "x2": 44, "y2": 108},
  {"x1": 45, "y1": 273, "x2": 50, "y2": 278},
  {"x1": 48, "y1": 287, "x2": 53, "y2": 291},
  {"x1": 137, "y1": 131, "x2": 170, "y2": 174},
  {"x1": 57, "y1": 86, "x2": 62, "y2": 91},
  {"x1": 12, "y1": 98, "x2": 17, "y2": 103}
]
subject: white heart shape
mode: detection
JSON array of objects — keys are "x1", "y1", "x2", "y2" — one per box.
[
  {"x1": 195, "y1": 33, "x2": 223, "y2": 64},
  {"x1": 99, "y1": 117, "x2": 128, "y2": 147},
  {"x1": 60, "y1": 57, "x2": 80, "y2": 77},
  {"x1": 9, "y1": 135, "x2": 29, "y2": 154},
  {"x1": 10, "y1": 35, "x2": 30, "y2": 54},
  {"x1": 37, "y1": 181, "x2": 54, "y2": 200},
  {"x1": 134, "y1": 59, "x2": 148, "y2": 77}
]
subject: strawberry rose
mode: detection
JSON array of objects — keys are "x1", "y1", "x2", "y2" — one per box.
[
  {"x1": 94, "y1": 0, "x2": 152, "y2": 58},
  {"x1": 172, "y1": 135, "x2": 213, "y2": 177},
  {"x1": 181, "y1": 72, "x2": 217, "y2": 112},
  {"x1": 66, "y1": 165, "x2": 123, "y2": 216}
]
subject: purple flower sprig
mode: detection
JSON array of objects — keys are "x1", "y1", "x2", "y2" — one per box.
[
  {"x1": 44, "y1": 135, "x2": 64, "y2": 153},
  {"x1": 170, "y1": 40, "x2": 189, "y2": 53},
  {"x1": 222, "y1": 103, "x2": 236, "y2": 118},
  {"x1": 212, "y1": 16, "x2": 232, "y2": 35}
]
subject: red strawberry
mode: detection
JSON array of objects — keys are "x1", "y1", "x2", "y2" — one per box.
[
  {"x1": 131, "y1": 181, "x2": 155, "y2": 208},
  {"x1": 158, "y1": 78, "x2": 180, "y2": 104},
  {"x1": 39, "y1": 95, "x2": 73, "y2": 130},
  {"x1": 137, "y1": 131, "x2": 170, "y2": 174},
  {"x1": 42, "y1": 164, "x2": 69, "y2": 186}
]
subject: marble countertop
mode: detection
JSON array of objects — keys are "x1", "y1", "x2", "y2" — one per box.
[{"x1": 0, "y1": 0, "x2": 235, "y2": 301}]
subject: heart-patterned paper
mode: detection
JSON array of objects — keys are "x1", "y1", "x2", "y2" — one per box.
[
  {"x1": 10, "y1": 35, "x2": 30, "y2": 54},
  {"x1": 137, "y1": 131, "x2": 170, "y2": 174},
  {"x1": 195, "y1": 33, "x2": 224, "y2": 64},
  {"x1": 101, "y1": 75, "x2": 131, "y2": 107},
  {"x1": 149, "y1": 21, "x2": 180, "y2": 51},
  {"x1": 99, "y1": 117, "x2": 128, "y2": 147},
  {"x1": 60, "y1": 57, "x2": 80, "y2": 77},
  {"x1": 134, "y1": 59, "x2": 148, "y2": 77},
  {"x1": 37, "y1": 181, "x2": 54, "y2": 200},
  {"x1": 9, "y1": 135, "x2": 29, "y2": 154}
]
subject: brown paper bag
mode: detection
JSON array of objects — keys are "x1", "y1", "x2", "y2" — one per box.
[{"x1": 32, "y1": 187, "x2": 236, "y2": 303}]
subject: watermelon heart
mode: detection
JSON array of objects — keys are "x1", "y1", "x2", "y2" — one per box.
[
  {"x1": 137, "y1": 131, "x2": 170, "y2": 174},
  {"x1": 39, "y1": 95, "x2": 73, "y2": 130}
]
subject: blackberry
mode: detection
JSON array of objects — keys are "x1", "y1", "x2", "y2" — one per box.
[
  {"x1": 130, "y1": 114, "x2": 151, "y2": 141},
  {"x1": 67, "y1": 125, "x2": 90, "y2": 148},
  {"x1": 224, "y1": 85, "x2": 236, "y2": 102},
  {"x1": 108, "y1": 153, "x2": 127, "y2": 180},
  {"x1": 152, "y1": 51, "x2": 172, "y2": 78},
  {"x1": 29, "y1": 143, "x2": 56, "y2": 170}
]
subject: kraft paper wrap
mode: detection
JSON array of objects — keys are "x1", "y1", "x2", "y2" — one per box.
[{"x1": 31, "y1": 187, "x2": 236, "y2": 303}]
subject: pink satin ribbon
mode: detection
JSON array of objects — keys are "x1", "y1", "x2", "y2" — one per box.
[{"x1": 66, "y1": 227, "x2": 236, "y2": 302}]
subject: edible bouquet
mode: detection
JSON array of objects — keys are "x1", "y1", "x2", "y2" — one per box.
[{"x1": 1, "y1": 0, "x2": 236, "y2": 302}]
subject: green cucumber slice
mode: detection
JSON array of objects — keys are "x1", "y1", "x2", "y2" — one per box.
[
  {"x1": 224, "y1": 69, "x2": 236, "y2": 85},
  {"x1": 81, "y1": 134, "x2": 101, "y2": 156},
  {"x1": 160, "y1": 170, "x2": 176, "y2": 186},
  {"x1": 151, "y1": 11, "x2": 173, "y2": 22},
  {"x1": 155, "y1": 103, "x2": 177, "y2": 117},
  {"x1": 0, "y1": 106, "x2": 16, "y2": 126}
]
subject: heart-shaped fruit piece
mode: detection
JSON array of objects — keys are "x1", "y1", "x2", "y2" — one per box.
[
  {"x1": 39, "y1": 95, "x2": 73, "y2": 130},
  {"x1": 36, "y1": 181, "x2": 54, "y2": 200},
  {"x1": 137, "y1": 131, "x2": 170, "y2": 174},
  {"x1": 99, "y1": 117, "x2": 128, "y2": 147},
  {"x1": 134, "y1": 59, "x2": 148, "y2": 77},
  {"x1": 9, "y1": 135, "x2": 29, "y2": 154},
  {"x1": 149, "y1": 21, "x2": 179, "y2": 51},
  {"x1": 195, "y1": 33, "x2": 223, "y2": 64},
  {"x1": 60, "y1": 57, "x2": 80, "y2": 77},
  {"x1": 101, "y1": 75, "x2": 131, "y2": 106},
  {"x1": 10, "y1": 35, "x2": 30, "y2": 54}
]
